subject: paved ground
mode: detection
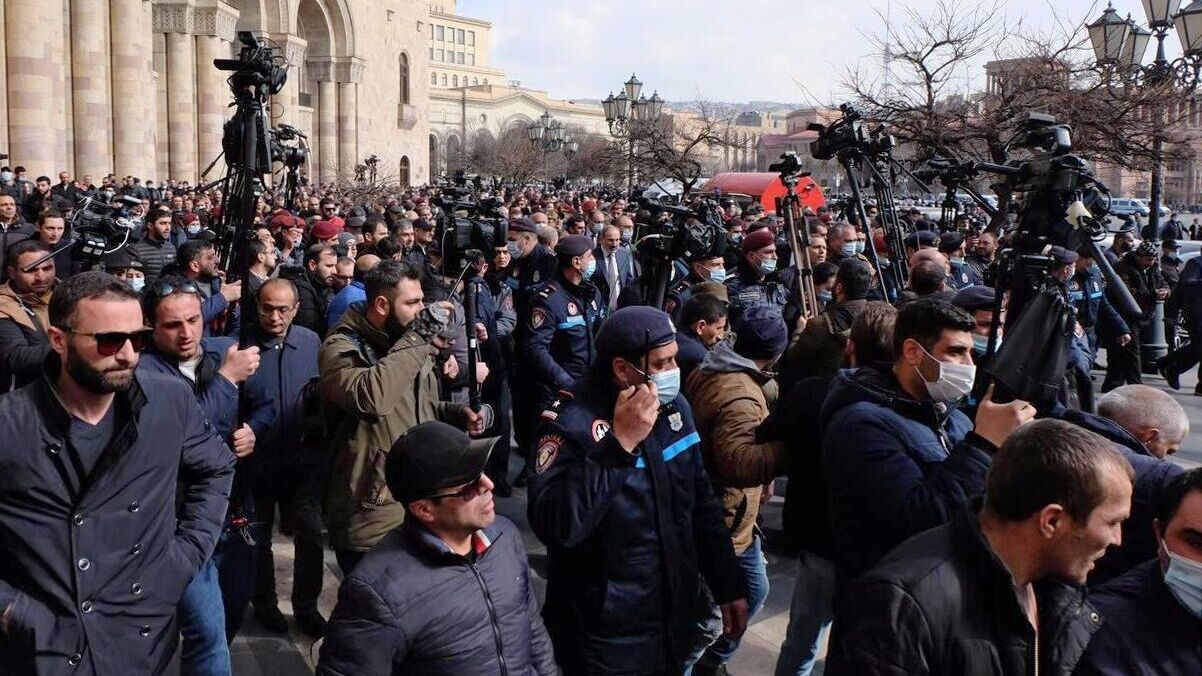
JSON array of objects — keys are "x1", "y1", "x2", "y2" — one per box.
[{"x1": 224, "y1": 364, "x2": 1202, "y2": 675}]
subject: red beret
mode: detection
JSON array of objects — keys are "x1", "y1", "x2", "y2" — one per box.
[
  {"x1": 181, "y1": 212, "x2": 199, "y2": 225},
  {"x1": 269, "y1": 212, "x2": 294, "y2": 230},
  {"x1": 311, "y1": 219, "x2": 341, "y2": 240},
  {"x1": 742, "y1": 228, "x2": 776, "y2": 254}
]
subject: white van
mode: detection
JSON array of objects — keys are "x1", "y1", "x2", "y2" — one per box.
[{"x1": 1109, "y1": 197, "x2": 1151, "y2": 217}]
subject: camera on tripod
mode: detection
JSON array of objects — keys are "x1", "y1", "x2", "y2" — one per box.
[
  {"x1": 633, "y1": 195, "x2": 727, "y2": 263},
  {"x1": 65, "y1": 193, "x2": 141, "y2": 264},
  {"x1": 433, "y1": 191, "x2": 509, "y2": 273},
  {"x1": 270, "y1": 124, "x2": 309, "y2": 169},
  {"x1": 808, "y1": 104, "x2": 869, "y2": 161},
  {"x1": 214, "y1": 32, "x2": 286, "y2": 96}
]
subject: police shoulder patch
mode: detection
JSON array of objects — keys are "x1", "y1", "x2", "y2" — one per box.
[
  {"x1": 535, "y1": 435, "x2": 564, "y2": 474},
  {"x1": 591, "y1": 419, "x2": 612, "y2": 443},
  {"x1": 530, "y1": 307, "x2": 547, "y2": 329},
  {"x1": 567, "y1": 301, "x2": 579, "y2": 316}
]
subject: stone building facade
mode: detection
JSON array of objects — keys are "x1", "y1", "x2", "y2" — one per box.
[{"x1": 1, "y1": 0, "x2": 432, "y2": 187}]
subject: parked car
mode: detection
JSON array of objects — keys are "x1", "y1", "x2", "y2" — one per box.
[{"x1": 1109, "y1": 197, "x2": 1151, "y2": 217}]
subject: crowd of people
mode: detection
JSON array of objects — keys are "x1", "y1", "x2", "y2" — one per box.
[{"x1": 0, "y1": 162, "x2": 1198, "y2": 676}]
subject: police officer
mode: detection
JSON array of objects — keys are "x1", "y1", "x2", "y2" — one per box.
[
  {"x1": 664, "y1": 250, "x2": 726, "y2": 322},
  {"x1": 507, "y1": 216, "x2": 559, "y2": 463},
  {"x1": 526, "y1": 306, "x2": 748, "y2": 675},
  {"x1": 525, "y1": 234, "x2": 606, "y2": 415},
  {"x1": 1069, "y1": 246, "x2": 1131, "y2": 362},
  {"x1": 724, "y1": 228, "x2": 789, "y2": 330},
  {"x1": 938, "y1": 231, "x2": 982, "y2": 290}
]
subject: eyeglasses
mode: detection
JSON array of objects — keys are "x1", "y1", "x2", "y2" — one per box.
[
  {"x1": 257, "y1": 304, "x2": 297, "y2": 317},
  {"x1": 427, "y1": 475, "x2": 489, "y2": 502},
  {"x1": 64, "y1": 327, "x2": 154, "y2": 356},
  {"x1": 149, "y1": 279, "x2": 201, "y2": 298}
]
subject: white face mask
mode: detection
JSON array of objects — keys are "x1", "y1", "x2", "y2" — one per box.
[
  {"x1": 1162, "y1": 538, "x2": 1202, "y2": 619},
  {"x1": 914, "y1": 344, "x2": 975, "y2": 403}
]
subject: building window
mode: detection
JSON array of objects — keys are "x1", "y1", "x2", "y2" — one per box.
[
  {"x1": 457, "y1": 29, "x2": 465, "y2": 44},
  {"x1": 436, "y1": 25, "x2": 444, "y2": 40},
  {"x1": 436, "y1": 49, "x2": 443, "y2": 62},
  {"x1": 399, "y1": 53, "x2": 410, "y2": 104},
  {"x1": 429, "y1": 48, "x2": 434, "y2": 59},
  {"x1": 441, "y1": 73, "x2": 447, "y2": 86},
  {"x1": 483, "y1": 78, "x2": 488, "y2": 84},
  {"x1": 468, "y1": 31, "x2": 475, "y2": 46},
  {"x1": 468, "y1": 54, "x2": 475, "y2": 66},
  {"x1": 452, "y1": 75, "x2": 458, "y2": 87},
  {"x1": 431, "y1": 72, "x2": 437, "y2": 85},
  {"x1": 457, "y1": 52, "x2": 464, "y2": 64},
  {"x1": 430, "y1": 24, "x2": 434, "y2": 39},
  {"x1": 472, "y1": 77, "x2": 478, "y2": 85},
  {"x1": 399, "y1": 156, "x2": 411, "y2": 187}
]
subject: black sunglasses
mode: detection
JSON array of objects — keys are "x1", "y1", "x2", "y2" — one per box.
[
  {"x1": 65, "y1": 327, "x2": 154, "y2": 356},
  {"x1": 427, "y1": 475, "x2": 488, "y2": 502},
  {"x1": 149, "y1": 280, "x2": 201, "y2": 298}
]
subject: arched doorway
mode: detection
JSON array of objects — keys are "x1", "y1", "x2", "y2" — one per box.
[
  {"x1": 399, "y1": 156, "x2": 411, "y2": 187},
  {"x1": 429, "y1": 133, "x2": 440, "y2": 176},
  {"x1": 446, "y1": 135, "x2": 462, "y2": 171}
]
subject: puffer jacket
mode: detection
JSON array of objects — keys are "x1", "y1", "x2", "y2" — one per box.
[
  {"x1": 0, "y1": 281, "x2": 52, "y2": 391},
  {"x1": 684, "y1": 342, "x2": 787, "y2": 554},
  {"x1": 822, "y1": 363, "x2": 993, "y2": 583},
  {"x1": 319, "y1": 302, "x2": 464, "y2": 552},
  {"x1": 780, "y1": 298, "x2": 868, "y2": 391},
  {"x1": 316, "y1": 517, "x2": 558, "y2": 676},
  {"x1": 827, "y1": 508, "x2": 1101, "y2": 676},
  {"x1": 127, "y1": 236, "x2": 176, "y2": 285}
]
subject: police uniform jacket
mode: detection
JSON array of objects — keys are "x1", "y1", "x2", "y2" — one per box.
[
  {"x1": 524, "y1": 274, "x2": 605, "y2": 404},
  {"x1": 0, "y1": 358, "x2": 234, "y2": 675},
  {"x1": 1068, "y1": 267, "x2": 1129, "y2": 337},
  {"x1": 724, "y1": 261, "x2": 788, "y2": 329},
  {"x1": 945, "y1": 260, "x2": 983, "y2": 290},
  {"x1": 526, "y1": 378, "x2": 745, "y2": 674}
]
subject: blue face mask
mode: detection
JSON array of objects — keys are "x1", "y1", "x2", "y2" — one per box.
[
  {"x1": 1163, "y1": 539, "x2": 1202, "y2": 619},
  {"x1": 972, "y1": 333, "x2": 1000, "y2": 354},
  {"x1": 855, "y1": 240, "x2": 866, "y2": 255},
  {"x1": 506, "y1": 241, "x2": 523, "y2": 259},
  {"x1": 631, "y1": 364, "x2": 682, "y2": 405},
  {"x1": 584, "y1": 258, "x2": 597, "y2": 278},
  {"x1": 841, "y1": 242, "x2": 858, "y2": 258},
  {"x1": 709, "y1": 267, "x2": 727, "y2": 282},
  {"x1": 818, "y1": 290, "x2": 833, "y2": 303},
  {"x1": 951, "y1": 256, "x2": 967, "y2": 266},
  {"x1": 759, "y1": 257, "x2": 777, "y2": 275}
]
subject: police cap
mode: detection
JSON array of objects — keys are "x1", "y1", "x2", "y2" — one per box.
[
  {"x1": 508, "y1": 217, "x2": 538, "y2": 234},
  {"x1": 1048, "y1": 245, "x2": 1079, "y2": 265},
  {"x1": 953, "y1": 285, "x2": 995, "y2": 312},
  {"x1": 904, "y1": 230, "x2": 939, "y2": 249},
  {"x1": 597, "y1": 306, "x2": 677, "y2": 360},
  {"x1": 555, "y1": 235, "x2": 593, "y2": 258},
  {"x1": 937, "y1": 231, "x2": 966, "y2": 254}
]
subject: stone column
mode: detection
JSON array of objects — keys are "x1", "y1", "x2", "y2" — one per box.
[
  {"x1": 194, "y1": 35, "x2": 226, "y2": 178},
  {"x1": 113, "y1": 0, "x2": 154, "y2": 179},
  {"x1": 337, "y1": 82, "x2": 358, "y2": 180},
  {"x1": 271, "y1": 35, "x2": 307, "y2": 130},
  {"x1": 153, "y1": 33, "x2": 170, "y2": 180},
  {"x1": 165, "y1": 31, "x2": 197, "y2": 182},
  {"x1": 71, "y1": 0, "x2": 114, "y2": 178},
  {"x1": 0, "y1": 1, "x2": 7, "y2": 155},
  {"x1": 317, "y1": 79, "x2": 338, "y2": 184},
  {"x1": 6, "y1": 0, "x2": 65, "y2": 176}
]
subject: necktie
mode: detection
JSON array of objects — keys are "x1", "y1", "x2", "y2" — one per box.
[{"x1": 607, "y1": 252, "x2": 619, "y2": 309}]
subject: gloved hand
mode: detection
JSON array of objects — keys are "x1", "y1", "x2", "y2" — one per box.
[{"x1": 410, "y1": 302, "x2": 452, "y2": 342}]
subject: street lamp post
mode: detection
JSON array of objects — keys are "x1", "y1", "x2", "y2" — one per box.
[
  {"x1": 603, "y1": 73, "x2": 664, "y2": 194},
  {"x1": 1088, "y1": 0, "x2": 1202, "y2": 367},
  {"x1": 528, "y1": 110, "x2": 574, "y2": 186}
]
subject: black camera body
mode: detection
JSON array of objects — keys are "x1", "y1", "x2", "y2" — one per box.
[
  {"x1": 69, "y1": 193, "x2": 140, "y2": 263},
  {"x1": 434, "y1": 190, "x2": 509, "y2": 273},
  {"x1": 808, "y1": 104, "x2": 868, "y2": 161},
  {"x1": 214, "y1": 32, "x2": 286, "y2": 96}
]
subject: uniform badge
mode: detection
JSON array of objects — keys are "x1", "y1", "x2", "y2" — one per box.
[
  {"x1": 591, "y1": 419, "x2": 611, "y2": 442},
  {"x1": 669, "y1": 412, "x2": 683, "y2": 432},
  {"x1": 530, "y1": 307, "x2": 547, "y2": 329},
  {"x1": 533, "y1": 271, "x2": 541, "y2": 283},
  {"x1": 567, "y1": 302, "x2": 579, "y2": 316},
  {"x1": 534, "y1": 435, "x2": 563, "y2": 474}
]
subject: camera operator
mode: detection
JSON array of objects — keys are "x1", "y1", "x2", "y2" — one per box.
[
  {"x1": 319, "y1": 259, "x2": 485, "y2": 575},
  {"x1": 664, "y1": 246, "x2": 726, "y2": 323},
  {"x1": 724, "y1": 228, "x2": 789, "y2": 331},
  {"x1": 826, "y1": 420, "x2": 1132, "y2": 675},
  {"x1": 1103, "y1": 241, "x2": 1168, "y2": 392},
  {"x1": 0, "y1": 271, "x2": 235, "y2": 674},
  {"x1": 0, "y1": 240, "x2": 56, "y2": 392},
  {"x1": 823, "y1": 298, "x2": 1035, "y2": 586}
]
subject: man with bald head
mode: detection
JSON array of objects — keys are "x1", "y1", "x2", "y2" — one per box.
[
  {"x1": 592, "y1": 225, "x2": 635, "y2": 310},
  {"x1": 326, "y1": 254, "x2": 379, "y2": 329},
  {"x1": 248, "y1": 276, "x2": 329, "y2": 636}
]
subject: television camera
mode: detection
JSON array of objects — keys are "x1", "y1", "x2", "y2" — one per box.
[{"x1": 628, "y1": 193, "x2": 727, "y2": 309}]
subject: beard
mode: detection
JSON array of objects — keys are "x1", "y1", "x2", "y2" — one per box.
[
  {"x1": 65, "y1": 345, "x2": 135, "y2": 394},
  {"x1": 384, "y1": 312, "x2": 411, "y2": 342}
]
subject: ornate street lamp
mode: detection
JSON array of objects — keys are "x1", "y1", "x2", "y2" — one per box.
[
  {"x1": 1177, "y1": 0, "x2": 1202, "y2": 53},
  {"x1": 624, "y1": 74, "x2": 643, "y2": 103},
  {"x1": 1089, "y1": 3, "x2": 1132, "y2": 64},
  {"x1": 605, "y1": 74, "x2": 658, "y2": 192}
]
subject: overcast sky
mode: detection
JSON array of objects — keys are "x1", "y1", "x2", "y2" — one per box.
[{"x1": 458, "y1": 0, "x2": 1182, "y2": 104}]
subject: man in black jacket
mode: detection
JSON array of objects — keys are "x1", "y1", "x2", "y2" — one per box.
[
  {"x1": 0, "y1": 272, "x2": 234, "y2": 674},
  {"x1": 318, "y1": 422, "x2": 557, "y2": 676},
  {"x1": 281, "y1": 243, "x2": 337, "y2": 337},
  {"x1": 1104, "y1": 241, "x2": 1168, "y2": 391},
  {"x1": 827, "y1": 419, "x2": 1133, "y2": 675},
  {"x1": 0, "y1": 240, "x2": 55, "y2": 392}
]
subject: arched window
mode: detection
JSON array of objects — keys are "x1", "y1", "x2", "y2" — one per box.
[
  {"x1": 399, "y1": 53, "x2": 411, "y2": 104},
  {"x1": 429, "y1": 134, "x2": 439, "y2": 175},
  {"x1": 441, "y1": 74, "x2": 448, "y2": 86},
  {"x1": 452, "y1": 75, "x2": 458, "y2": 87},
  {"x1": 399, "y1": 156, "x2": 411, "y2": 187},
  {"x1": 431, "y1": 72, "x2": 437, "y2": 85}
]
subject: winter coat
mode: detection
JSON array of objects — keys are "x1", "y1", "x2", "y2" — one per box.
[
  {"x1": 1113, "y1": 253, "x2": 1168, "y2": 326},
  {"x1": 780, "y1": 298, "x2": 868, "y2": 390},
  {"x1": 0, "y1": 359, "x2": 235, "y2": 675},
  {"x1": 827, "y1": 508, "x2": 1102, "y2": 676},
  {"x1": 1073, "y1": 560, "x2": 1201, "y2": 675},
  {"x1": 247, "y1": 323, "x2": 322, "y2": 476},
  {"x1": 1055, "y1": 408, "x2": 1186, "y2": 585},
  {"x1": 676, "y1": 329, "x2": 708, "y2": 382},
  {"x1": 127, "y1": 236, "x2": 176, "y2": 285},
  {"x1": 527, "y1": 377, "x2": 744, "y2": 674},
  {"x1": 281, "y1": 266, "x2": 332, "y2": 337},
  {"x1": 685, "y1": 343, "x2": 787, "y2": 554},
  {"x1": 319, "y1": 303, "x2": 464, "y2": 552},
  {"x1": 316, "y1": 517, "x2": 558, "y2": 676},
  {"x1": 0, "y1": 281, "x2": 52, "y2": 392},
  {"x1": 822, "y1": 363, "x2": 993, "y2": 583}
]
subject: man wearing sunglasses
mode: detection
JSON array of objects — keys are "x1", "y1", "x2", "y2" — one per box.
[
  {"x1": 318, "y1": 421, "x2": 557, "y2": 676},
  {"x1": 0, "y1": 271, "x2": 234, "y2": 674},
  {"x1": 137, "y1": 276, "x2": 275, "y2": 674},
  {"x1": 0, "y1": 239, "x2": 56, "y2": 393}
]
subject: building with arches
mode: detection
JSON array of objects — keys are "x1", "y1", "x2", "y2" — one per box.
[{"x1": 0, "y1": 0, "x2": 431, "y2": 187}]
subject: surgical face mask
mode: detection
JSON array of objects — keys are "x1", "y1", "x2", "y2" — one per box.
[
  {"x1": 1162, "y1": 539, "x2": 1202, "y2": 618},
  {"x1": 758, "y1": 257, "x2": 777, "y2": 275},
  {"x1": 186, "y1": 224, "x2": 201, "y2": 235},
  {"x1": 127, "y1": 277, "x2": 146, "y2": 293},
  {"x1": 708, "y1": 266, "x2": 727, "y2": 283},
  {"x1": 914, "y1": 344, "x2": 976, "y2": 403},
  {"x1": 630, "y1": 364, "x2": 682, "y2": 405},
  {"x1": 972, "y1": 333, "x2": 1001, "y2": 354},
  {"x1": 818, "y1": 290, "x2": 834, "y2": 303},
  {"x1": 729, "y1": 233, "x2": 743, "y2": 245},
  {"x1": 854, "y1": 240, "x2": 866, "y2": 255},
  {"x1": 506, "y1": 241, "x2": 524, "y2": 259},
  {"x1": 0, "y1": 171, "x2": 12, "y2": 183},
  {"x1": 592, "y1": 224, "x2": 604, "y2": 235},
  {"x1": 583, "y1": 258, "x2": 597, "y2": 278},
  {"x1": 621, "y1": 229, "x2": 633, "y2": 244},
  {"x1": 951, "y1": 256, "x2": 967, "y2": 266},
  {"x1": 841, "y1": 242, "x2": 858, "y2": 258}
]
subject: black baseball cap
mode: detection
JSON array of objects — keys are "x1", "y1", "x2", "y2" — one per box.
[{"x1": 385, "y1": 421, "x2": 498, "y2": 503}]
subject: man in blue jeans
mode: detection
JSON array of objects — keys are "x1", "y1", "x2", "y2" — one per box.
[
  {"x1": 137, "y1": 277, "x2": 274, "y2": 674},
  {"x1": 682, "y1": 306, "x2": 790, "y2": 674}
]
